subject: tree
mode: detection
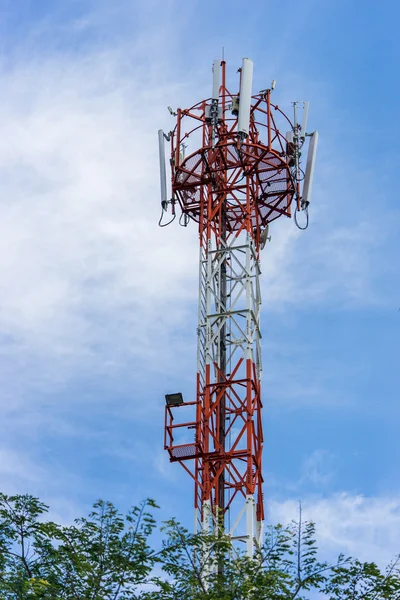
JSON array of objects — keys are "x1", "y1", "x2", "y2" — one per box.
[
  {"x1": 0, "y1": 493, "x2": 157, "y2": 599},
  {"x1": 324, "y1": 557, "x2": 400, "y2": 599},
  {"x1": 143, "y1": 515, "x2": 347, "y2": 599},
  {"x1": 144, "y1": 510, "x2": 400, "y2": 600},
  {"x1": 0, "y1": 492, "x2": 399, "y2": 599}
]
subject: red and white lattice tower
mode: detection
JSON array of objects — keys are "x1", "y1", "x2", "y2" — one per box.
[{"x1": 159, "y1": 58, "x2": 318, "y2": 556}]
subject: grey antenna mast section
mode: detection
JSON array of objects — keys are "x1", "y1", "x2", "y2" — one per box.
[
  {"x1": 210, "y1": 59, "x2": 221, "y2": 147},
  {"x1": 158, "y1": 129, "x2": 168, "y2": 210},
  {"x1": 302, "y1": 131, "x2": 319, "y2": 207},
  {"x1": 301, "y1": 102, "x2": 309, "y2": 138}
]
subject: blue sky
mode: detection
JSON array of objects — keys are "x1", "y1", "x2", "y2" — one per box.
[{"x1": 0, "y1": 0, "x2": 399, "y2": 566}]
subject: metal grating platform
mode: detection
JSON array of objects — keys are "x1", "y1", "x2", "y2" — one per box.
[{"x1": 170, "y1": 443, "x2": 198, "y2": 460}]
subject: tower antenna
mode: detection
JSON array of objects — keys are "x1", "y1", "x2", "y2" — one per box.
[
  {"x1": 158, "y1": 129, "x2": 168, "y2": 210},
  {"x1": 302, "y1": 131, "x2": 319, "y2": 207},
  {"x1": 161, "y1": 57, "x2": 318, "y2": 565},
  {"x1": 237, "y1": 57, "x2": 253, "y2": 138}
]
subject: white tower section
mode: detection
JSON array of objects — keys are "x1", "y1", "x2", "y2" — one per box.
[{"x1": 196, "y1": 227, "x2": 263, "y2": 555}]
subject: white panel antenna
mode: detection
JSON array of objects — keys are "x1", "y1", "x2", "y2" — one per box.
[
  {"x1": 238, "y1": 57, "x2": 253, "y2": 137},
  {"x1": 301, "y1": 102, "x2": 309, "y2": 137},
  {"x1": 293, "y1": 102, "x2": 298, "y2": 129},
  {"x1": 302, "y1": 131, "x2": 319, "y2": 206},
  {"x1": 212, "y1": 59, "x2": 221, "y2": 100},
  {"x1": 286, "y1": 130, "x2": 294, "y2": 144},
  {"x1": 158, "y1": 129, "x2": 168, "y2": 208}
]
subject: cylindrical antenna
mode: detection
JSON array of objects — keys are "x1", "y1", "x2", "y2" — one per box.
[
  {"x1": 158, "y1": 129, "x2": 168, "y2": 208},
  {"x1": 301, "y1": 102, "x2": 309, "y2": 136},
  {"x1": 238, "y1": 57, "x2": 253, "y2": 138},
  {"x1": 286, "y1": 130, "x2": 294, "y2": 144},
  {"x1": 212, "y1": 59, "x2": 221, "y2": 101},
  {"x1": 302, "y1": 131, "x2": 319, "y2": 206}
]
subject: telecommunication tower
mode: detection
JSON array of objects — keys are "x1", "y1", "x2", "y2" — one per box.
[{"x1": 159, "y1": 58, "x2": 318, "y2": 557}]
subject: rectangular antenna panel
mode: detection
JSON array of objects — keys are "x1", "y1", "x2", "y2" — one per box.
[
  {"x1": 238, "y1": 57, "x2": 253, "y2": 137},
  {"x1": 302, "y1": 131, "x2": 319, "y2": 205},
  {"x1": 158, "y1": 129, "x2": 168, "y2": 206},
  {"x1": 286, "y1": 130, "x2": 294, "y2": 143},
  {"x1": 301, "y1": 102, "x2": 309, "y2": 136},
  {"x1": 212, "y1": 59, "x2": 221, "y2": 100}
]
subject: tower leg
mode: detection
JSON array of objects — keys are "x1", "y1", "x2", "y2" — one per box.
[
  {"x1": 201, "y1": 500, "x2": 213, "y2": 588},
  {"x1": 256, "y1": 518, "x2": 263, "y2": 550},
  {"x1": 245, "y1": 495, "x2": 256, "y2": 557}
]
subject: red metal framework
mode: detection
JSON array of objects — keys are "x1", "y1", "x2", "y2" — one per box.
[
  {"x1": 172, "y1": 94, "x2": 299, "y2": 230},
  {"x1": 161, "y1": 59, "x2": 312, "y2": 554}
]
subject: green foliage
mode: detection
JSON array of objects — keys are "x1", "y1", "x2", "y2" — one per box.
[
  {"x1": 0, "y1": 492, "x2": 398, "y2": 599},
  {"x1": 0, "y1": 493, "x2": 52, "y2": 598},
  {"x1": 0, "y1": 493, "x2": 158, "y2": 599},
  {"x1": 143, "y1": 515, "x2": 349, "y2": 600},
  {"x1": 324, "y1": 557, "x2": 400, "y2": 599}
]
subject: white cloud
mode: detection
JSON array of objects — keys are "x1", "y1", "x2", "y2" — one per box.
[
  {"x1": 0, "y1": 447, "x2": 45, "y2": 489},
  {"x1": 262, "y1": 181, "x2": 398, "y2": 312},
  {"x1": 269, "y1": 493, "x2": 400, "y2": 566},
  {"x1": 0, "y1": 17, "x2": 395, "y2": 404},
  {"x1": 0, "y1": 49, "x2": 199, "y2": 386},
  {"x1": 300, "y1": 449, "x2": 335, "y2": 486},
  {"x1": 0, "y1": 1, "x2": 397, "y2": 516}
]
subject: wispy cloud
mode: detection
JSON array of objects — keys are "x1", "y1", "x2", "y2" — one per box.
[
  {"x1": 0, "y1": 3, "x2": 398, "y2": 563},
  {"x1": 269, "y1": 493, "x2": 400, "y2": 566},
  {"x1": 0, "y1": 4, "x2": 396, "y2": 409},
  {"x1": 300, "y1": 449, "x2": 335, "y2": 486},
  {"x1": 0, "y1": 46, "x2": 198, "y2": 385}
]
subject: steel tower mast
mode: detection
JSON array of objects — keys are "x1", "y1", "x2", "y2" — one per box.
[{"x1": 160, "y1": 58, "x2": 318, "y2": 556}]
